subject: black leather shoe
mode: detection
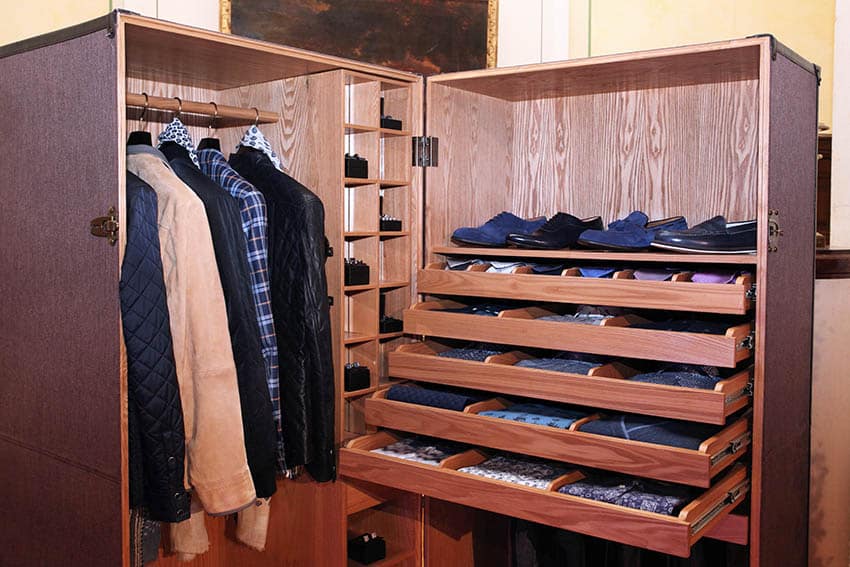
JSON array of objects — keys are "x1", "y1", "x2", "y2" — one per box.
[
  {"x1": 507, "y1": 213, "x2": 604, "y2": 249},
  {"x1": 650, "y1": 216, "x2": 756, "y2": 253}
]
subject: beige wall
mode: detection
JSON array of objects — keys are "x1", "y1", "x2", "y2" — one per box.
[
  {"x1": 586, "y1": 0, "x2": 835, "y2": 126},
  {"x1": 0, "y1": 0, "x2": 110, "y2": 46}
]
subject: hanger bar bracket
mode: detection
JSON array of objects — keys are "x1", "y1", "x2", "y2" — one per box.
[{"x1": 126, "y1": 93, "x2": 279, "y2": 125}]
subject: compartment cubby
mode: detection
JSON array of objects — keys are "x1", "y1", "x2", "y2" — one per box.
[{"x1": 345, "y1": 185, "x2": 380, "y2": 233}]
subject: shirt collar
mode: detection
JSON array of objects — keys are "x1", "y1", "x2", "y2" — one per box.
[
  {"x1": 157, "y1": 117, "x2": 199, "y2": 167},
  {"x1": 236, "y1": 125, "x2": 283, "y2": 171}
]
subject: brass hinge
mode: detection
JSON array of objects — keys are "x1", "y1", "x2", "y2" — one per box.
[
  {"x1": 412, "y1": 136, "x2": 439, "y2": 167},
  {"x1": 90, "y1": 207, "x2": 118, "y2": 246},
  {"x1": 768, "y1": 209, "x2": 783, "y2": 252}
]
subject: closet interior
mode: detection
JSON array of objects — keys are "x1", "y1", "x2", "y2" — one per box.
[{"x1": 0, "y1": 12, "x2": 817, "y2": 567}]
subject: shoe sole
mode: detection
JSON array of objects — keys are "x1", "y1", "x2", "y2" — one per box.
[
  {"x1": 451, "y1": 236, "x2": 506, "y2": 248},
  {"x1": 649, "y1": 241, "x2": 756, "y2": 254},
  {"x1": 575, "y1": 239, "x2": 648, "y2": 252}
]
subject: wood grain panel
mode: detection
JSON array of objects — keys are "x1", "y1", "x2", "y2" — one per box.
[
  {"x1": 403, "y1": 306, "x2": 751, "y2": 368},
  {"x1": 418, "y1": 267, "x2": 752, "y2": 314},
  {"x1": 0, "y1": 25, "x2": 123, "y2": 503},
  {"x1": 424, "y1": 499, "x2": 511, "y2": 567},
  {"x1": 340, "y1": 448, "x2": 747, "y2": 558},
  {"x1": 0, "y1": 439, "x2": 123, "y2": 567},
  {"x1": 365, "y1": 396, "x2": 749, "y2": 487},
  {"x1": 389, "y1": 344, "x2": 750, "y2": 424},
  {"x1": 425, "y1": 83, "x2": 514, "y2": 263},
  {"x1": 348, "y1": 492, "x2": 421, "y2": 567}
]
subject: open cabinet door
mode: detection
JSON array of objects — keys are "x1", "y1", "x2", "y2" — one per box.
[{"x1": 0, "y1": 21, "x2": 124, "y2": 567}]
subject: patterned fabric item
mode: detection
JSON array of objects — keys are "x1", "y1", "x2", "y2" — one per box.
[
  {"x1": 630, "y1": 319, "x2": 733, "y2": 334},
  {"x1": 198, "y1": 148, "x2": 284, "y2": 471},
  {"x1": 386, "y1": 385, "x2": 482, "y2": 411},
  {"x1": 486, "y1": 260, "x2": 527, "y2": 273},
  {"x1": 446, "y1": 258, "x2": 486, "y2": 270},
  {"x1": 157, "y1": 118, "x2": 199, "y2": 167},
  {"x1": 528, "y1": 263, "x2": 566, "y2": 275},
  {"x1": 372, "y1": 437, "x2": 467, "y2": 465},
  {"x1": 578, "y1": 266, "x2": 617, "y2": 278},
  {"x1": 515, "y1": 358, "x2": 600, "y2": 375},
  {"x1": 437, "y1": 346, "x2": 504, "y2": 361},
  {"x1": 691, "y1": 270, "x2": 748, "y2": 284},
  {"x1": 129, "y1": 508, "x2": 161, "y2": 567},
  {"x1": 578, "y1": 414, "x2": 719, "y2": 450},
  {"x1": 538, "y1": 313, "x2": 612, "y2": 325},
  {"x1": 441, "y1": 303, "x2": 516, "y2": 316},
  {"x1": 633, "y1": 268, "x2": 679, "y2": 281},
  {"x1": 479, "y1": 403, "x2": 588, "y2": 429},
  {"x1": 237, "y1": 125, "x2": 283, "y2": 170},
  {"x1": 559, "y1": 474, "x2": 694, "y2": 515},
  {"x1": 629, "y1": 364, "x2": 722, "y2": 390},
  {"x1": 459, "y1": 455, "x2": 572, "y2": 489}
]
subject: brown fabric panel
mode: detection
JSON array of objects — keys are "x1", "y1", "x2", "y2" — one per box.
[
  {"x1": 755, "y1": 51, "x2": 818, "y2": 565},
  {"x1": 0, "y1": 437, "x2": 122, "y2": 566},
  {"x1": 0, "y1": 31, "x2": 121, "y2": 479}
]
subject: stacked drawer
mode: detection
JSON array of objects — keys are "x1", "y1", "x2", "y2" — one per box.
[{"x1": 340, "y1": 252, "x2": 756, "y2": 558}]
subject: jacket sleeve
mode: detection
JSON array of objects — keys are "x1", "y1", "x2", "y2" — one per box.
[{"x1": 179, "y1": 194, "x2": 256, "y2": 514}]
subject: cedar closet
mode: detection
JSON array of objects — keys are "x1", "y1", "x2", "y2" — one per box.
[{"x1": 0, "y1": 11, "x2": 818, "y2": 567}]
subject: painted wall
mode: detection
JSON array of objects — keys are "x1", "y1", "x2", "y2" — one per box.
[
  {"x1": 497, "y1": 0, "x2": 570, "y2": 66},
  {"x1": 0, "y1": 0, "x2": 110, "y2": 46},
  {"x1": 587, "y1": 0, "x2": 835, "y2": 126}
]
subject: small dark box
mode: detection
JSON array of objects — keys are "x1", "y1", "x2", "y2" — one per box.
[
  {"x1": 345, "y1": 154, "x2": 368, "y2": 178},
  {"x1": 345, "y1": 260, "x2": 370, "y2": 286},
  {"x1": 348, "y1": 534, "x2": 386, "y2": 565},
  {"x1": 379, "y1": 316, "x2": 403, "y2": 334},
  {"x1": 380, "y1": 218, "x2": 402, "y2": 232},
  {"x1": 344, "y1": 363, "x2": 370, "y2": 392},
  {"x1": 380, "y1": 116, "x2": 402, "y2": 130}
]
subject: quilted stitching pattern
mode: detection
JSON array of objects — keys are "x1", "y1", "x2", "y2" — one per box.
[{"x1": 121, "y1": 172, "x2": 189, "y2": 522}]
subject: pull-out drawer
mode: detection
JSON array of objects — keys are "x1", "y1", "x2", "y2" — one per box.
[
  {"x1": 364, "y1": 390, "x2": 751, "y2": 487},
  {"x1": 403, "y1": 300, "x2": 753, "y2": 368},
  {"x1": 340, "y1": 432, "x2": 749, "y2": 558},
  {"x1": 388, "y1": 341, "x2": 751, "y2": 424},
  {"x1": 419, "y1": 262, "x2": 753, "y2": 315}
]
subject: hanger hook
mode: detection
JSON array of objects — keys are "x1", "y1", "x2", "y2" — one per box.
[
  {"x1": 253, "y1": 107, "x2": 260, "y2": 127},
  {"x1": 208, "y1": 101, "x2": 219, "y2": 135},
  {"x1": 173, "y1": 97, "x2": 182, "y2": 119},
  {"x1": 139, "y1": 92, "x2": 149, "y2": 125}
]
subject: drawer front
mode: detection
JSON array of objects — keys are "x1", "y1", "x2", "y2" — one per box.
[
  {"x1": 365, "y1": 396, "x2": 751, "y2": 487},
  {"x1": 418, "y1": 267, "x2": 752, "y2": 315},
  {"x1": 340, "y1": 442, "x2": 748, "y2": 558},
  {"x1": 389, "y1": 346, "x2": 750, "y2": 424},
  {"x1": 404, "y1": 308, "x2": 752, "y2": 368}
]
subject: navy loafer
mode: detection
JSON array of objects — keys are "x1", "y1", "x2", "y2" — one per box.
[
  {"x1": 650, "y1": 216, "x2": 756, "y2": 253},
  {"x1": 507, "y1": 212, "x2": 603, "y2": 249},
  {"x1": 577, "y1": 212, "x2": 687, "y2": 251}
]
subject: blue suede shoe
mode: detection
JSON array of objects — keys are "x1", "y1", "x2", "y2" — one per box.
[
  {"x1": 577, "y1": 211, "x2": 687, "y2": 251},
  {"x1": 452, "y1": 212, "x2": 546, "y2": 247}
]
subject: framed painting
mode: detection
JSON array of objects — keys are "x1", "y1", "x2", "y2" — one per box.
[{"x1": 220, "y1": 0, "x2": 499, "y2": 74}]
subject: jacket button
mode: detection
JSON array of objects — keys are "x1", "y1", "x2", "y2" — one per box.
[
  {"x1": 176, "y1": 509, "x2": 185, "y2": 516},
  {"x1": 174, "y1": 492, "x2": 182, "y2": 499},
  {"x1": 167, "y1": 457, "x2": 176, "y2": 466}
]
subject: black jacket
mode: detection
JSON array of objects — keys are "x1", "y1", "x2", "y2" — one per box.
[
  {"x1": 230, "y1": 148, "x2": 336, "y2": 482},
  {"x1": 121, "y1": 171, "x2": 189, "y2": 522},
  {"x1": 160, "y1": 143, "x2": 278, "y2": 498}
]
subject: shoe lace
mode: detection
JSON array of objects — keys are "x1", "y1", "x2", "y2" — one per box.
[{"x1": 540, "y1": 212, "x2": 568, "y2": 230}]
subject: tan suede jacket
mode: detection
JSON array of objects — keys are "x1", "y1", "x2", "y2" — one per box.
[{"x1": 127, "y1": 147, "x2": 256, "y2": 514}]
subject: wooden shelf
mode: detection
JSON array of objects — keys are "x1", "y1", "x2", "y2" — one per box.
[
  {"x1": 344, "y1": 231, "x2": 378, "y2": 239},
  {"x1": 365, "y1": 391, "x2": 751, "y2": 487},
  {"x1": 349, "y1": 549, "x2": 416, "y2": 567},
  {"x1": 389, "y1": 341, "x2": 751, "y2": 425},
  {"x1": 341, "y1": 432, "x2": 749, "y2": 558},
  {"x1": 380, "y1": 179, "x2": 410, "y2": 188},
  {"x1": 345, "y1": 123, "x2": 379, "y2": 134},
  {"x1": 404, "y1": 300, "x2": 753, "y2": 368},
  {"x1": 378, "y1": 332, "x2": 405, "y2": 341},
  {"x1": 379, "y1": 231, "x2": 410, "y2": 238},
  {"x1": 418, "y1": 264, "x2": 753, "y2": 315},
  {"x1": 345, "y1": 284, "x2": 377, "y2": 292},
  {"x1": 343, "y1": 381, "x2": 404, "y2": 399},
  {"x1": 380, "y1": 128, "x2": 412, "y2": 137},
  {"x1": 379, "y1": 280, "x2": 410, "y2": 289},
  {"x1": 345, "y1": 332, "x2": 377, "y2": 345},
  {"x1": 433, "y1": 246, "x2": 758, "y2": 265},
  {"x1": 345, "y1": 177, "x2": 380, "y2": 186}
]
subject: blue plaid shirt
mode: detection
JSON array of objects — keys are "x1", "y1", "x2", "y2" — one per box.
[{"x1": 198, "y1": 148, "x2": 285, "y2": 471}]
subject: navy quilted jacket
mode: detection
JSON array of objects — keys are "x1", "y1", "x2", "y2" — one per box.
[
  {"x1": 161, "y1": 143, "x2": 278, "y2": 498},
  {"x1": 121, "y1": 172, "x2": 190, "y2": 522},
  {"x1": 230, "y1": 148, "x2": 336, "y2": 482}
]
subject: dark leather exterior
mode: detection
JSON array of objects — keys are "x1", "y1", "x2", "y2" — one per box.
[
  {"x1": 161, "y1": 143, "x2": 278, "y2": 498},
  {"x1": 121, "y1": 171, "x2": 190, "y2": 522},
  {"x1": 230, "y1": 148, "x2": 336, "y2": 482}
]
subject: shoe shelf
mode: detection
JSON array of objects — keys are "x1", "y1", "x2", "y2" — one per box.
[
  {"x1": 388, "y1": 341, "x2": 750, "y2": 425},
  {"x1": 403, "y1": 300, "x2": 753, "y2": 368},
  {"x1": 432, "y1": 246, "x2": 758, "y2": 265},
  {"x1": 364, "y1": 388, "x2": 750, "y2": 487},
  {"x1": 341, "y1": 431, "x2": 749, "y2": 558},
  {"x1": 419, "y1": 262, "x2": 754, "y2": 315}
]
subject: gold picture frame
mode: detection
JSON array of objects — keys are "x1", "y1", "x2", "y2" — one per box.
[{"x1": 220, "y1": 0, "x2": 499, "y2": 69}]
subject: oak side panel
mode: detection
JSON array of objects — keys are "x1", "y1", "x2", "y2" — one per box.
[
  {"x1": 751, "y1": 50, "x2": 818, "y2": 567},
  {"x1": 0, "y1": 30, "x2": 123, "y2": 566},
  {"x1": 425, "y1": 498, "x2": 511, "y2": 567}
]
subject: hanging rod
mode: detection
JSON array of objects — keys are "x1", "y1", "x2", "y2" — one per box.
[{"x1": 126, "y1": 93, "x2": 279, "y2": 124}]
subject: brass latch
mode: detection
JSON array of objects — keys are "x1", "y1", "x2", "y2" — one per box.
[
  {"x1": 768, "y1": 209, "x2": 783, "y2": 252},
  {"x1": 90, "y1": 207, "x2": 119, "y2": 246}
]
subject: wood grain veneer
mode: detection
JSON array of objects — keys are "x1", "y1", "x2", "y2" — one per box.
[
  {"x1": 418, "y1": 265, "x2": 752, "y2": 314},
  {"x1": 365, "y1": 395, "x2": 750, "y2": 487},
  {"x1": 389, "y1": 342, "x2": 750, "y2": 424},
  {"x1": 340, "y1": 444, "x2": 748, "y2": 558}
]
